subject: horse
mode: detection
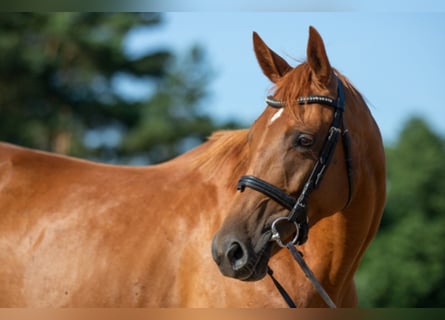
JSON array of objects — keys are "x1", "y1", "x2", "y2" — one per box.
[{"x1": 0, "y1": 26, "x2": 385, "y2": 307}]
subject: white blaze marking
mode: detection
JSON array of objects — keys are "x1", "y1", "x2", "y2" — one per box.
[{"x1": 269, "y1": 108, "x2": 284, "y2": 125}]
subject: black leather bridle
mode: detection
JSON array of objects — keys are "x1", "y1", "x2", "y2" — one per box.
[
  {"x1": 237, "y1": 74, "x2": 352, "y2": 247},
  {"x1": 236, "y1": 75, "x2": 353, "y2": 307}
]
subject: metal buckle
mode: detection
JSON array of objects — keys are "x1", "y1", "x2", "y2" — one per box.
[{"x1": 270, "y1": 216, "x2": 300, "y2": 248}]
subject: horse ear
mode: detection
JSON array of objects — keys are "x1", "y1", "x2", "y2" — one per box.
[
  {"x1": 253, "y1": 32, "x2": 292, "y2": 83},
  {"x1": 307, "y1": 26, "x2": 332, "y2": 84}
]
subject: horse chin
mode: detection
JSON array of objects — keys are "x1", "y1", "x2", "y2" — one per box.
[
  {"x1": 237, "y1": 240, "x2": 273, "y2": 282},
  {"x1": 235, "y1": 231, "x2": 273, "y2": 282}
]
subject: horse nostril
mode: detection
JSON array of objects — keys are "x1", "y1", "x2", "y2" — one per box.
[{"x1": 226, "y1": 241, "x2": 247, "y2": 270}]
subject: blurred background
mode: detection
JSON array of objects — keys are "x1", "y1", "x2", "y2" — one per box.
[{"x1": 0, "y1": 12, "x2": 444, "y2": 307}]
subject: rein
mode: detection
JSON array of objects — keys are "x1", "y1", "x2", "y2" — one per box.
[{"x1": 237, "y1": 75, "x2": 353, "y2": 308}]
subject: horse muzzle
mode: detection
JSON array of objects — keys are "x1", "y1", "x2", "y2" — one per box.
[{"x1": 211, "y1": 231, "x2": 272, "y2": 281}]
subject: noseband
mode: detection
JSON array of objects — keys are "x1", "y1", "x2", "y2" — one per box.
[{"x1": 236, "y1": 75, "x2": 353, "y2": 307}]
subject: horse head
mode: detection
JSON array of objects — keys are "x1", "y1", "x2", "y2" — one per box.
[{"x1": 212, "y1": 27, "x2": 355, "y2": 281}]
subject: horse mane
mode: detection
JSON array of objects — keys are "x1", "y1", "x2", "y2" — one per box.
[{"x1": 193, "y1": 129, "x2": 250, "y2": 188}]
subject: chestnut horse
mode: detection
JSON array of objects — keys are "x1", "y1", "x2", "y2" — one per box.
[{"x1": 0, "y1": 27, "x2": 385, "y2": 307}]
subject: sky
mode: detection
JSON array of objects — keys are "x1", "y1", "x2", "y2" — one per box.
[{"x1": 122, "y1": 12, "x2": 445, "y2": 144}]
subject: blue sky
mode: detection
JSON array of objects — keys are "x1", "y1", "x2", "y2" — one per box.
[
  {"x1": 112, "y1": 0, "x2": 445, "y2": 12},
  {"x1": 123, "y1": 12, "x2": 445, "y2": 144}
]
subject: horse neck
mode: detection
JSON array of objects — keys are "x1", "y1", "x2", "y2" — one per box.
[
  {"x1": 162, "y1": 129, "x2": 250, "y2": 209},
  {"x1": 305, "y1": 77, "x2": 386, "y2": 284}
]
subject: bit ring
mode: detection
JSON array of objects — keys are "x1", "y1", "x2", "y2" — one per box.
[{"x1": 270, "y1": 217, "x2": 300, "y2": 248}]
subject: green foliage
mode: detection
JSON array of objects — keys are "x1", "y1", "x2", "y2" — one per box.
[
  {"x1": 0, "y1": 13, "x2": 240, "y2": 163},
  {"x1": 356, "y1": 117, "x2": 445, "y2": 307}
]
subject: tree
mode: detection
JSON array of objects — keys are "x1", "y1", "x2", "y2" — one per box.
[
  {"x1": 0, "y1": 13, "x2": 239, "y2": 164},
  {"x1": 355, "y1": 117, "x2": 445, "y2": 307}
]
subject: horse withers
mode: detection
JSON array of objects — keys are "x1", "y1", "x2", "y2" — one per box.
[{"x1": 0, "y1": 26, "x2": 385, "y2": 307}]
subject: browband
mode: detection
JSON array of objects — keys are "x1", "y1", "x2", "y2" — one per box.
[{"x1": 266, "y1": 77, "x2": 345, "y2": 111}]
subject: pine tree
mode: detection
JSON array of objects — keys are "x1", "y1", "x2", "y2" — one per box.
[
  {"x1": 0, "y1": 13, "x2": 239, "y2": 164},
  {"x1": 355, "y1": 117, "x2": 445, "y2": 307}
]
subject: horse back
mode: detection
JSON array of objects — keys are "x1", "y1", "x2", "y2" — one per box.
[
  {"x1": 0, "y1": 141, "x2": 229, "y2": 307},
  {"x1": 0, "y1": 142, "x2": 177, "y2": 306}
]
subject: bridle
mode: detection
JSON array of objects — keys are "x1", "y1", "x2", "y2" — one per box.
[
  {"x1": 238, "y1": 75, "x2": 353, "y2": 246},
  {"x1": 236, "y1": 74, "x2": 353, "y2": 308}
]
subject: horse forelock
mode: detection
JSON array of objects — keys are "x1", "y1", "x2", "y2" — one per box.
[
  {"x1": 273, "y1": 63, "x2": 312, "y2": 103},
  {"x1": 272, "y1": 64, "x2": 367, "y2": 116}
]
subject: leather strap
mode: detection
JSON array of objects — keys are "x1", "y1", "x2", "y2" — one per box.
[
  {"x1": 237, "y1": 176, "x2": 295, "y2": 210},
  {"x1": 286, "y1": 244, "x2": 336, "y2": 308},
  {"x1": 267, "y1": 267, "x2": 297, "y2": 308}
]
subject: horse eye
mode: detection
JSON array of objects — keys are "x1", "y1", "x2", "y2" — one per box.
[{"x1": 294, "y1": 134, "x2": 314, "y2": 148}]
